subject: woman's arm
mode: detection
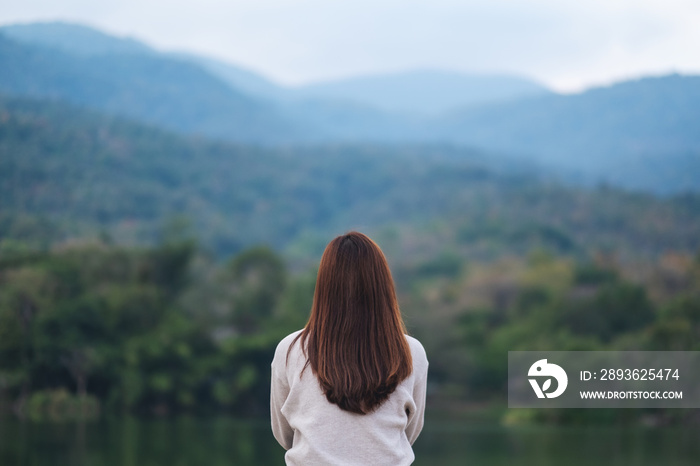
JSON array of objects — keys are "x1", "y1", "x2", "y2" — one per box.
[
  {"x1": 270, "y1": 339, "x2": 294, "y2": 450},
  {"x1": 270, "y1": 370, "x2": 293, "y2": 450},
  {"x1": 405, "y1": 370, "x2": 428, "y2": 445},
  {"x1": 405, "y1": 337, "x2": 429, "y2": 445}
]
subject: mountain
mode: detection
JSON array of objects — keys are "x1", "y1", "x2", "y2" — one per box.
[
  {"x1": 1, "y1": 22, "x2": 551, "y2": 115},
  {"x1": 0, "y1": 27, "x2": 301, "y2": 142},
  {"x1": 433, "y1": 74, "x2": 700, "y2": 192},
  {"x1": 0, "y1": 22, "x2": 411, "y2": 143},
  {"x1": 0, "y1": 22, "x2": 153, "y2": 57},
  {"x1": 191, "y1": 60, "x2": 551, "y2": 116},
  {"x1": 2, "y1": 94, "x2": 700, "y2": 260},
  {"x1": 2, "y1": 21, "x2": 700, "y2": 194},
  {"x1": 291, "y1": 69, "x2": 551, "y2": 116},
  {"x1": 183, "y1": 54, "x2": 289, "y2": 103},
  {"x1": 1, "y1": 22, "x2": 286, "y2": 101}
]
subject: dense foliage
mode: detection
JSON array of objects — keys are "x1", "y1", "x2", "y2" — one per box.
[
  {"x1": 0, "y1": 238, "x2": 309, "y2": 419},
  {"x1": 1, "y1": 238, "x2": 699, "y2": 424},
  {"x1": 2, "y1": 87, "x2": 700, "y2": 426},
  {"x1": 2, "y1": 95, "x2": 700, "y2": 263}
]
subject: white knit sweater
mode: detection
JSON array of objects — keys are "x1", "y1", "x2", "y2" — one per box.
[{"x1": 270, "y1": 329, "x2": 429, "y2": 465}]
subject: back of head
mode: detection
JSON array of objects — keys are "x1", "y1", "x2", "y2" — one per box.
[{"x1": 293, "y1": 231, "x2": 413, "y2": 414}]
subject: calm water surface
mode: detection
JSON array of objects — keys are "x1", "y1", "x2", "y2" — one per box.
[{"x1": 1, "y1": 416, "x2": 699, "y2": 465}]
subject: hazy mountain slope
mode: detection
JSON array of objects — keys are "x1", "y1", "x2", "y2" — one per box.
[
  {"x1": 1, "y1": 23, "x2": 551, "y2": 115},
  {"x1": 184, "y1": 54, "x2": 289, "y2": 102},
  {"x1": 2, "y1": 94, "x2": 699, "y2": 260},
  {"x1": 1, "y1": 22, "x2": 153, "y2": 57},
  {"x1": 3, "y1": 22, "x2": 700, "y2": 194},
  {"x1": 434, "y1": 74, "x2": 700, "y2": 192},
  {"x1": 0, "y1": 32, "x2": 300, "y2": 142},
  {"x1": 0, "y1": 23, "x2": 409, "y2": 142},
  {"x1": 439, "y1": 74, "x2": 700, "y2": 161},
  {"x1": 293, "y1": 69, "x2": 551, "y2": 115}
]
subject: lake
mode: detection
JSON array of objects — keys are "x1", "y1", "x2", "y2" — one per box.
[{"x1": 1, "y1": 415, "x2": 699, "y2": 465}]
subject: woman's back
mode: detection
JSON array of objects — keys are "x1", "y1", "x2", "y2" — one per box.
[
  {"x1": 271, "y1": 329, "x2": 429, "y2": 465},
  {"x1": 270, "y1": 232, "x2": 429, "y2": 464}
]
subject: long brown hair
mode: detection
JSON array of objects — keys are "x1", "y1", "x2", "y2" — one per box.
[{"x1": 290, "y1": 231, "x2": 412, "y2": 414}]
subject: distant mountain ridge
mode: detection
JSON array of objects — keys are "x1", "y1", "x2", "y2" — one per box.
[
  {"x1": 2, "y1": 21, "x2": 700, "y2": 194},
  {"x1": 0, "y1": 30, "x2": 299, "y2": 141},
  {"x1": 438, "y1": 73, "x2": 700, "y2": 159},
  {"x1": 0, "y1": 22, "x2": 153, "y2": 57},
  {"x1": 430, "y1": 73, "x2": 700, "y2": 192},
  {"x1": 3, "y1": 93, "x2": 699, "y2": 259},
  {"x1": 0, "y1": 21, "x2": 552, "y2": 116},
  {"x1": 290, "y1": 69, "x2": 550, "y2": 116}
]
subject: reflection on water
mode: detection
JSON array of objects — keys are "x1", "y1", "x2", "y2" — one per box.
[
  {"x1": 1, "y1": 415, "x2": 699, "y2": 465},
  {"x1": 416, "y1": 418, "x2": 700, "y2": 466},
  {"x1": 0, "y1": 417, "x2": 283, "y2": 466}
]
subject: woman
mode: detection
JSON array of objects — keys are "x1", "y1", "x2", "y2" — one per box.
[{"x1": 271, "y1": 231, "x2": 429, "y2": 465}]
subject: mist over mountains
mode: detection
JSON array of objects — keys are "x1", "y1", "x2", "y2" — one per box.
[
  {"x1": 1, "y1": 22, "x2": 551, "y2": 114},
  {"x1": 1, "y1": 21, "x2": 699, "y2": 194},
  {"x1": 434, "y1": 74, "x2": 700, "y2": 190},
  {"x1": 4, "y1": 93, "x2": 699, "y2": 260},
  {"x1": 0, "y1": 26, "x2": 299, "y2": 142}
]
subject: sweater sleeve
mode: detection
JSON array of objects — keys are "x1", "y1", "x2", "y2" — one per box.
[
  {"x1": 270, "y1": 345, "x2": 294, "y2": 450},
  {"x1": 405, "y1": 369, "x2": 428, "y2": 445}
]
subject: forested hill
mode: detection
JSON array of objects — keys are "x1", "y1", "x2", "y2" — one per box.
[
  {"x1": 433, "y1": 74, "x2": 700, "y2": 193},
  {"x1": 439, "y1": 74, "x2": 700, "y2": 161},
  {"x1": 279, "y1": 69, "x2": 550, "y2": 115},
  {"x1": 0, "y1": 22, "x2": 551, "y2": 116},
  {"x1": 2, "y1": 94, "x2": 700, "y2": 261},
  {"x1": 0, "y1": 32, "x2": 300, "y2": 142},
  {"x1": 2, "y1": 22, "x2": 700, "y2": 194}
]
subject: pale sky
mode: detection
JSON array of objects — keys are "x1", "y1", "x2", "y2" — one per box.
[{"x1": 2, "y1": 0, "x2": 700, "y2": 92}]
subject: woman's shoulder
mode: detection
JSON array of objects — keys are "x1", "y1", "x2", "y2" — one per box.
[
  {"x1": 272, "y1": 329, "x2": 304, "y2": 366},
  {"x1": 278, "y1": 329, "x2": 304, "y2": 348},
  {"x1": 405, "y1": 334, "x2": 429, "y2": 374},
  {"x1": 405, "y1": 334, "x2": 427, "y2": 358},
  {"x1": 275, "y1": 329, "x2": 303, "y2": 353}
]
